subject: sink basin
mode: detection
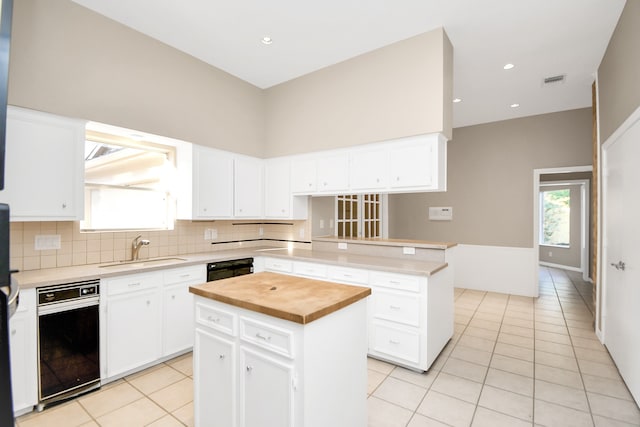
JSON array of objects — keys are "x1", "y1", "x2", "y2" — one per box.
[{"x1": 99, "y1": 257, "x2": 187, "y2": 268}]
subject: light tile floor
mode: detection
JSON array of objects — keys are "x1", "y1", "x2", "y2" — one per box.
[{"x1": 17, "y1": 267, "x2": 640, "y2": 426}]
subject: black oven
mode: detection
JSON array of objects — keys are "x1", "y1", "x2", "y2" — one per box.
[
  {"x1": 207, "y1": 258, "x2": 254, "y2": 282},
  {"x1": 37, "y1": 279, "x2": 100, "y2": 409}
]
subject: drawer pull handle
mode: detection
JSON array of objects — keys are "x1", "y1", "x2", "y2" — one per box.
[
  {"x1": 207, "y1": 316, "x2": 221, "y2": 323},
  {"x1": 389, "y1": 339, "x2": 400, "y2": 345},
  {"x1": 389, "y1": 280, "x2": 400, "y2": 284},
  {"x1": 179, "y1": 274, "x2": 190, "y2": 278},
  {"x1": 389, "y1": 305, "x2": 401, "y2": 310},
  {"x1": 128, "y1": 282, "x2": 141, "y2": 287},
  {"x1": 255, "y1": 332, "x2": 271, "y2": 341},
  {"x1": 343, "y1": 274, "x2": 352, "y2": 278}
]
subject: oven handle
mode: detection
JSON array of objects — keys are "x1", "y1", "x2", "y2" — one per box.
[{"x1": 38, "y1": 296, "x2": 100, "y2": 316}]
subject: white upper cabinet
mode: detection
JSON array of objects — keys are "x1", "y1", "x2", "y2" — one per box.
[
  {"x1": 290, "y1": 156, "x2": 317, "y2": 194},
  {"x1": 264, "y1": 158, "x2": 308, "y2": 219},
  {"x1": 1, "y1": 106, "x2": 85, "y2": 221},
  {"x1": 389, "y1": 135, "x2": 446, "y2": 190},
  {"x1": 289, "y1": 133, "x2": 446, "y2": 196},
  {"x1": 316, "y1": 152, "x2": 349, "y2": 193},
  {"x1": 234, "y1": 155, "x2": 264, "y2": 218},
  {"x1": 177, "y1": 143, "x2": 234, "y2": 220},
  {"x1": 349, "y1": 147, "x2": 389, "y2": 191}
]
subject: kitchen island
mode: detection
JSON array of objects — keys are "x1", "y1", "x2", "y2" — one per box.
[{"x1": 189, "y1": 272, "x2": 371, "y2": 427}]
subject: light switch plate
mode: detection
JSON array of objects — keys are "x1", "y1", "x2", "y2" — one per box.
[
  {"x1": 338, "y1": 242, "x2": 348, "y2": 250},
  {"x1": 429, "y1": 206, "x2": 453, "y2": 221}
]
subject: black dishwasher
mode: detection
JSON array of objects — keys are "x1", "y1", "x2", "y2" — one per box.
[{"x1": 207, "y1": 258, "x2": 254, "y2": 282}]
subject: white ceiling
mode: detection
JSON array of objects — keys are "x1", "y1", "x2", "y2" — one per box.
[{"x1": 71, "y1": 0, "x2": 626, "y2": 128}]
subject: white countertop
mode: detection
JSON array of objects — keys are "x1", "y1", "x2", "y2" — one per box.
[{"x1": 13, "y1": 246, "x2": 448, "y2": 289}]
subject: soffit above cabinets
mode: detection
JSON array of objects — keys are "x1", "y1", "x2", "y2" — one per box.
[{"x1": 71, "y1": 0, "x2": 625, "y2": 128}]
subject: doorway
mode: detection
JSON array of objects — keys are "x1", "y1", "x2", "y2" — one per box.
[{"x1": 533, "y1": 166, "x2": 592, "y2": 298}]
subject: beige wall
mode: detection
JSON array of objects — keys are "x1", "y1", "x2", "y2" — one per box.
[
  {"x1": 8, "y1": 0, "x2": 265, "y2": 156},
  {"x1": 264, "y1": 28, "x2": 452, "y2": 157},
  {"x1": 388, "y1": 108, "x2": 593, "y2": 248},
  {"x1": 598, "y1": 0, "x2": 640, "y2": 142}
]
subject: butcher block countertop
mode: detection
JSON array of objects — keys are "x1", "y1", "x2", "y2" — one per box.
[{"x1": 190, "y1": 271, "x2": 371, "y2": 324}]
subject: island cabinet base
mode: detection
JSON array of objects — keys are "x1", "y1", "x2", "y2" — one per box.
[{"x1": 193, "y1": 295, "x2": 368, "y2": 427}]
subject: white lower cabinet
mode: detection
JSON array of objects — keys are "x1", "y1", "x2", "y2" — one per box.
[
  {"x1": 162, "y1": 265, "x2": 207, "y2": 356},
  {"x1": 240, "y1": 347, "x2": 293, "y2": 427},
  {"x1": 103, "y1": 272, "x2": 163, "y2": 379},
  {"x1": 194, "y1": 328, "x2": 236, "y2": 427},
  {"x1": 102, "y1": 264, "x2": 206, "y2": 380},
  {"x1": 193, "y1": 295, "x2": 367, "y2": 427},
  {"x1": 9, "y1": 288, "x2": 37, "y2": 415}
]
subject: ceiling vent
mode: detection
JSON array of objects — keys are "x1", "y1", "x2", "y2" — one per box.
[{"x1": 542, "y1": 74, "x2": 566, "y2": 86}]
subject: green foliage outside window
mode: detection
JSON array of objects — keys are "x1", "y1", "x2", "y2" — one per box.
[{"x1": 542, "y1": 189, "x2": 570, "y2": 247}]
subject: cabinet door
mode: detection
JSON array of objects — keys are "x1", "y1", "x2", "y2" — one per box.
[
  {"x1": 106, "y1": 288, "x2": 162, "y2": 378},
  {"x1": 194, "y1": 146, "x2": 233, "y2": 219},
  {"x1": 9, "y1": 289, "x2": 37, "y2": 414},
  {"x1": 194, "y1": 329, "x2": 236, "y2": 427},
  {"x1": 350, "y1": 148, "x2": 388, "y2": 191},
  {"x1": 264, "y1": 158, "x2": 291, "y2": 218},
  {"x1": 234, "y1": 156, "x2": 264, "y2": 218},
  {"x1": 290, "y1": 157, "x2": 316, "y2": 194},
  {"x1": 1, "y1": 107, "x2": 84, "y2": 220},
  {"x1": 240, "y1": 348, "x2": 293, "y2": 427},
  {"x1": 389, "y1": 139, "x2": 435, "y2": 189},
  {"x1": 163, "y1": 282, "x2": 195, "y2": 356},
  {"x1": 316, "y1": 153, "x2": 349, "y2": 193}
]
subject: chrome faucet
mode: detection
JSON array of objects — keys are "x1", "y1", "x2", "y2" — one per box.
[{"x1": 131, "y1": 235, "x2": 150, "y2": 261}]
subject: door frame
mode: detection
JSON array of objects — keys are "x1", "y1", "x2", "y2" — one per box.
[{"x1": 533, "y1": 165, "x2": 592, "y2": 298}]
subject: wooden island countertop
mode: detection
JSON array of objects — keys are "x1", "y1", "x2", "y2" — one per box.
[{"x1": 189, "y1": 271, "x2": 371, "y2": 324}]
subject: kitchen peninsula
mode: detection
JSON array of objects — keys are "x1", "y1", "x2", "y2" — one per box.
[{"x1": 189, "y1": 272, "x2": 371, "y2": 427}]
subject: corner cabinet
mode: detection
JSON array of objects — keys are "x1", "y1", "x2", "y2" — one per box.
[
  {"x1": 264, "y1": 158, "x2": 308, "y2": 219},
  {"x1": 0, "y1": 107, "x2": 85, "y2": 221}
]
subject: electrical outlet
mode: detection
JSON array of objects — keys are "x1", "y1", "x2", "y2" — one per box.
[
  {"x1": 548, "y1": 251, "x2": 553, "y2": 257},
  {"x1": 319, "y1": 219, "x2": 325, "y2": 229},
  {"x1": 259, "y1": 227, "x2": 264, "y2": 236},
  {"x1": 329, "y1": 219, "x2": 334, "y2": 228},
  {"x1": 338, "y1": 242, "x2": 348, "y2": 250},
  {"x1": 211, "y1": 228, "x2": 218, "y2": 239},
  {"x1": 35, "y1": 235, "x2": 62, "y2": 250},
  {"x1": 403, "y1": 247, "x2": 416, "y2": 255},
  {"x1": 204, "y1": 229, "x2": 211, "y2": 240},
  {"x1": 299, "y1": 228, "x2": 305, "y2": 238}
]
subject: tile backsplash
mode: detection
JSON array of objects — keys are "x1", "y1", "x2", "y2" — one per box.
[{"x1": 10, "y1": 220, "x2": 310, "y2": 271}]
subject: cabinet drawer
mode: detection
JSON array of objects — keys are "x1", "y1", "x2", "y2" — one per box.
[
  {"x1": 371, "y1": 323, "x2": 420, "y2": 364},
  {"x1": 240, "y1": 317, "x2": 294, "y2": 359},
  {"x1": 293, "y1": 261, "x2": 327, "y2": 279},
  {"x1": 263, "y1": 258, "x2": 293, "y2": 273},
  {"x1": 164, "y1": 264, "x2": 206, "y2": 285},
  {"x1": 370, "y1": 272, "x2": 421, "y2": 292},
  {"x1": 105, "y1": 272, "x2": 163, "y2": 296},
  {"x1": 195, "y1": 302, "x2": 237, "y2": 336},
  {"x1": 327, "y1": 266, "x2": 368, "y2": 285},
  {"x1": 372, "y1": 290, "x2": 420, "y2": 327}
]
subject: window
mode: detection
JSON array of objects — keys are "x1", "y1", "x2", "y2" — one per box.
[
  {"x1": 81, "y1": 131, "x2": 176, "y2": 231},
  {"x1": 540, "y1": 188, "x2": 570, "y2": 247},
  {"x1": 336, "y1": 194, "x2": 384, "y2": 238}
]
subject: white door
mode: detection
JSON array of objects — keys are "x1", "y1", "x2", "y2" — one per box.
[{"x1": 603, "y1": 113, "x2": 640, "y2": 404}]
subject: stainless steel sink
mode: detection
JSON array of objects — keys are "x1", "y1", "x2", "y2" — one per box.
[{"x1": 98, "y1": 257, "x2": 187, "y2": 268}]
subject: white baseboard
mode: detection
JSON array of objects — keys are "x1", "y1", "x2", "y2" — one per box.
[
  {"x1": 454, "y1": 244, "x2": 537, "y2": 297},
  {"x1": 539, "y1": 261, "x2": 582, "y2": 273}
]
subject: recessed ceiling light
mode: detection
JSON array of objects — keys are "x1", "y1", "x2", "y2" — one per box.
[
  {"x1": 453, "y1": 98, "x2": 462, "y2": 103},
  {"x1": 261, "y1": 36, "x2": 273, "y2": 45},
  {"x1": 504, "y1": 63, "x2": 515, "y2": 70},
  {"x1": 510, "y1": 103, "x2": 520, "y2": 108}
]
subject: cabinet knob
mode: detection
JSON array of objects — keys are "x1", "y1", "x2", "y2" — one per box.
[
  {"x1": 171, "y1": 295, "x2": 176, "y2": 300},
  {"x1": 146, "y1": 300, "x2": 151, "y2": 306},
  {"x1": 246, "y1": 365, "x2": 253, "y2": 372},
  {"x1": 219, "y1": 354, "x2": 225, "y2": 360},
  {"x1": 62, "y1": 203, "x2": 67, "y2": 209},
  {"x1": 11, "y1": 329, "x2": 16, "y2": 336}
]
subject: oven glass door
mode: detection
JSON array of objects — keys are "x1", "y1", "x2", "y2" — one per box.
[{"x1": 38, "y1": 304, "x2": 99, "y2": 400}]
